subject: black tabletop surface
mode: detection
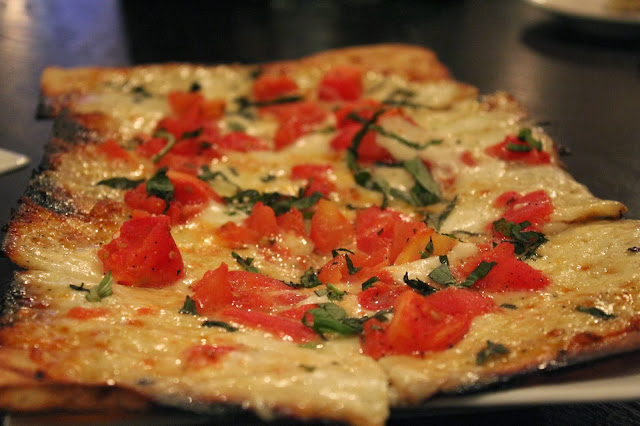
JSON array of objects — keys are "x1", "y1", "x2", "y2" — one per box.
[{"x1": 0, "y1": 0, "x2": 639, "y2": 424}]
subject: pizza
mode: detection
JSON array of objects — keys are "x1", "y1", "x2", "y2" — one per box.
[{"x1": 1, "y1": 44, "x2": 639, "y2": 425}]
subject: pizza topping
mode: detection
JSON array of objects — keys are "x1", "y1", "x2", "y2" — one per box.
[
  {"x1": 318, "y1": 66, "x2": 363, "y2": 101},
  {"x1": 302, "y1": 303, "x2": 391, "y2": 339},
  {"x1": 476, "y1": 341, "x2": 510, "y2": 365},
  {"x1": 223, "y1": 188, "x2": 322, "y2": 216},
  {"x1": 98, "y1": 215, "x2": 184, "y2": 288},
  {"x1": 70, "y1": 274, "x2": 114, "y2": 302},
  {"x1": 402, "y1": 272, "x2": 438, "y2": 296},
  {"x1": 252, "y1": 73, "x2": 299, "y2": 102},
  {"x1": 183, "y1": 344, "x2": 235, "y2": 368},
  {"x1": 66, "y1": 306, "x2": 110, "y2": 320},
  {"x1": 231, "y1": 252, "x2": 260, "y2": 273},
  {"x1": 361, "y1": 288, "x2": 495, "y2": 358},
  {"x1": 179, "y1": 295, "x2": 199, "y2": 316},
  {"x1": 191, "y1": 263, "x2": 233, "y2": 315},
  {"x1": 575, "y1": 305, "x2": 616, "y2": 320},
  {"x1": 492, "y1": 219, "x2": 548, "y2": 259},
  {"x1": 96, "y1": 177, "x2": 144, "y2": 190},
  {"x1": 457, "y1": 242, "x2": 549, "y2": 292},
  {"x1": 310, "y1": 199, "x2": 355, "y2": 254},
  {"x1": 201, "y1": 319, "x2": 239, "y2": 332},
  {"x1": 485, "y1": 131, "x2": 551, "y2": 165},
  {"x1": 494, "y1": 190, "x2": 554, "y2": 231}
]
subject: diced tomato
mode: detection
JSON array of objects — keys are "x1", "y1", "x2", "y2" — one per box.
[
  {"x1": 330, "y1": 124, "x2": 393, "y2": 163},
  {"x1": 218, "y1": 131, "x2": 269, "y2": 152},
  {"x1": 182, "y1": 344, "x2": 234, "y2": 368},
  {"x1": 460, "y1": 150, "x2": 477, "y2": 166},
  {"x1": 252, "y1": 74, "x2": 299, "y2": 102},
  {"x1": 192, "y1": 263, "x2": 234, "y2": 314},
  {"x1": 361, "y1": 288, "x2": 495, "y2": 359},
  {"x1": 457, "y1": 242, "x2": 550, "y2": 292},
  {"x1": 291, "y1": 163, "x2": 336, "y2": 197},
  {"x1": 276, "y1": 208, "x2": 305, "y2": 235},
  {"x1": 277, "y1": 304, "x2": 318, "y2": 321},
  {"x1": 222, "y1": 307, "x2": 317, "y2": 343},
  {"x1": 388, "y1": 219, "x2": 428, "y2": 264},
  {"x1": 124, "y1": 184, "x2": 167, "y2": 216},
  {"x1": 97, "y1": 139, "x2": 132, "y2": 162},
  {"x1": 494, "y1": 190, "x2": 554, "y2": 231},
  {"x1": 333, "y1": 99, "x2": 382, "y2": 128},
  {"x1": 228, "y1": 270, "x2": 306, "y2": 311},
  {"x1": 217, "y1": 222, "x2": 260, "y2": 246},
  {"x1": 318, "y1": 66, "x2": 363, "y2": 101},
  {"x1": 309, "y1": 199, "x2": 354, "y2": 254},
  {"x1": 167, "y1": 91, "x2": 225, "y2": 122},
  {"x1": 66, "y1": 306, "x2": 110, "y2": 320},
  {"x1": 98, "y1": 215, "x2": 183, "y2": 288},
  {"x1": 318, "y1": 255, "x2": 348, "y2": 284},
  {"x1": 485, "y1": 134, "x2": 551, "y2": 165},
  {"x1": 358, "y1": 282, "x2": 408, "y2": 311},
  {"x1": 355, "y1": 206, "x2": 402, "y2": 254},
  {"x1": 266, "y1": 101, "x2": 328, "y2": 150},
  {"x1": 394, "y1": 230, "x2": 458, "y2": 264},
  {"x1": 124, "y1": 171, "x2": 221, "y2": 224},
  {"x1": 245, "y1": 202, "x2": 279, "y2": 238}
]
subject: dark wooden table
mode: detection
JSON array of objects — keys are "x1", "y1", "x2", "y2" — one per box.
[{"x1": 0, "y1": 0, "x2": 639, "y2": 424}]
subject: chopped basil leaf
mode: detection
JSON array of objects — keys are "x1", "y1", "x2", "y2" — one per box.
[
  {"x1": 517, "y1": 128, "x2": 543, "y2": 151},
  {"x1": 403, "y1": 272, "x2": 438, "y2": 296},
  {"x1": 235, "y1": 95, "x2": 303, "y2": 110},
  {"x1": 179, "y1": 295, "x2": 199, "y2": 316},
  {"x1": 326, "y1": 283, "x2": 347, "y2": 301},
  {"x1": 315, "y1": 288, "x2": 328, "y2": 297},
  {"x1": 73, "y1": 272, "x2": 113, "y2": 303},
  {"x1": 575, "y1": 305, "x2": 616, "y2": 320},
  {"x1": 224, "y1": 189, "x2": 322, "y2": 216},
  {"x1": 347, "y1": 112, "x2": 439, "y2": 150},
  {"x1": 232, "y1": 252, "x2": 260, "y2": 273},
  {"x1": 302, "y1": 303, "x2": 391, "y2": 339},
  {"x1": 201, "y1": 320, "x2": 238, "y2": 332},
  {"x1": 476, "y1": 341, "x2": 510, "y2": 365},
  {"x1": 428, "y1": 263, "x2": 457, "y2": 287},
  {"x1": 145, "y1": 168, "x2": 174, "y2": 212},
  {"x1": 189, "y1": 81, "x2": 202, "y2": 92},
  {"x1": 96, "y1": 177, "x2": 144, "y2": 190},
  {"x1": 459, "y1": 261, "x2": 496, "y2": 288},
  {"x1": 181, "y1": 127, "x2": 203, "y2": 139},
  {"x1": 493, "y1": 218, "x2": 548, "y2": 259},
  {"x1": 198, "y1": 166, "x2": 240, "y2": 189},
  {"x1": 227, "y1": 121, "x2": 247, "y2": 132},
  {"x1": 439, "y1": 255, "x2": 449, "y2": 265},
  {"x1": 260, "y1": 174, "x2": 277, "y2": 183},
  {"x1": 298, "y1": 364, "x2": 316, "y2": 372},
  {"x1": 69, "y1": 283, "x2": 90, "y2": 293},
  {"x1": 500, "y1": 303, "x2": 518, "y2": 310},
  {"x1": 345, "y1": 254, "x2": 361, "y2": 275},
  {"x1": 361, "y1": 276, "x2": 379, "y2": 291},
  {"x1": 506, "y1": 142, "x2": 532, "y2": 152},
  {"x1": 287, "y1": 267, "x2": 322, "y2": 289},
  {"x1": 331, "y1": 248, "x2": 354, "y2": 258},
  {"x1": 249, "y1": 68, "x2": 264, "y2": 79},
  {"x1": 131, "y1": 85, "x2": 152, "y2": 102},
  {"x1": 627, "y1": 246, "x2": 640, "y2": 253},
  {"x1": 403, "y1": 157, "x2": 440, "y2": 198},
  {"x1": 151, "y1": 130, "x2": 177, "y2": 163},
  {"x1": 420, "y1": 237, "x2": 434, "y2": 259},
  {"x1": 302, "y1": 303, "x2": 360, "y2": 338}
]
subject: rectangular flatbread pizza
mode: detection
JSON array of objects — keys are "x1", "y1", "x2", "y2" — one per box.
[{"x1": 1, "y1": 44, "x2": 639, "y2": 425}]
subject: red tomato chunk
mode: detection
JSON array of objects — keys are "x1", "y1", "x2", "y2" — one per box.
[{"x1": 98, "y1": 215, "x2": 184, "y2": 288}]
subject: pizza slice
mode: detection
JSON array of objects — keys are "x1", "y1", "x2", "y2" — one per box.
[{"x1": 1, "y1": 44, "x2": 638, "y2": 425}]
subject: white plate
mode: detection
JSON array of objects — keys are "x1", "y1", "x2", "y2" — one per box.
[
  {"x1": 425, "y1": 350, "x2": 640, "y2": 409},
  {"x1": 0, "y1": 148, "x2": 29, "y2": 176},
  {"x1": 525, "y1": 0, "x2": 640, "y2": 25}
]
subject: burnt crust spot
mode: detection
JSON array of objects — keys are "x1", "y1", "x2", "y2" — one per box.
[{"x1": 23, "y1": 173, "x2": 76, "y2": 216}]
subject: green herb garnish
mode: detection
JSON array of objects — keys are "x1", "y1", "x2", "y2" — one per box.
[
  {"x1": 151, "y1": 130, "x2": 177, "y2": 163},
  {"x1": 232, "y1": 252, "x2": 260, "y2": 273},
  {"x1": 145, "y1": 168, "x2": 174, "y2": 212},
  {"x1": 403, "y1": 272, "x2": 438, "y2": 296},
  {"x1": 287, "y1": 267, "x2": 322, "y2": 289},
  {"x1": 96, "y1": 177, "x2": 144, "y2": 190},
  {"x1": 345, "y1": 254, "x2": 362, "y2": 275},
  {"x1": 179, "y1": 295, "x2": 199, "y2": 316},
  {"x1": 302, "y1": 303, "x2": 391, "y2": 339},
  {"x1": 459, "y1": 261, "x2": 496, "y2": 288},
  {"x1": 476, "y1": 341, "x2": 510, "y2": 365},
  {"x1": 189, "y1": 81, "x2": 202, "y2": 92},
  {"x1": 70, "y1": 272, "x2": 114, "y2": 302},
  {"x1": 361, "y1": 276, "x2": 379, "y2": 291},
  {"x1": 201, "y1": 320, "x2": 238, "y2": 332},
  {"x1": 181, "y1": 128, "x2": 203, "y2": 139},
  {"x1": 575, "y1": 306, "x2": 616, "y2": 320},
  {"x1": 493, "y1": 218, "x2": 548, "y2": 259},
  {"x1": 224, "y1": 188, "x2": 323, "y2": 216},
  {"x1": 500, "y1": 303, "x2": 518, "y2": 310}
]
